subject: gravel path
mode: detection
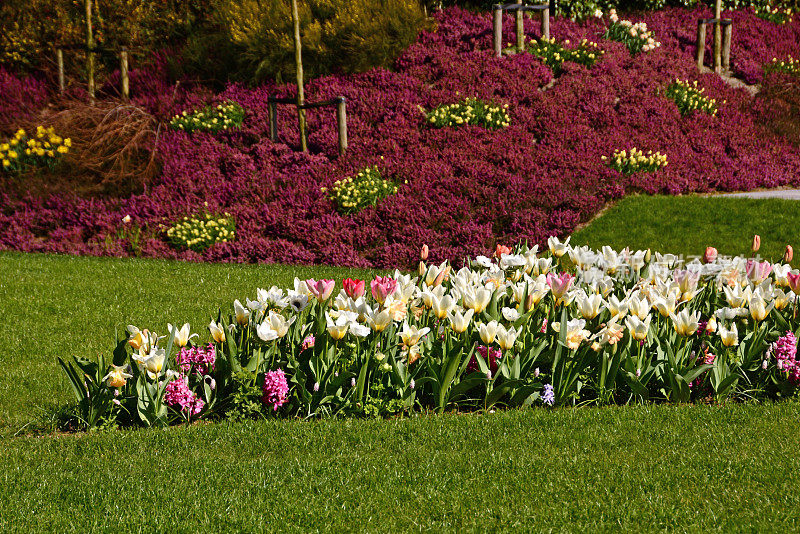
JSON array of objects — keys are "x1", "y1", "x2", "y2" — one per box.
[{"x1": 714, "y1": 189, "x2": 800, "y2": 200}]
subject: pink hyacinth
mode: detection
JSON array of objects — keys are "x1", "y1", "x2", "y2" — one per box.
[
  {"x1": 164, "y1": 375, "x2": 205, "y2": 417},
  {"x1": 467, "y1": 345, "x2": 502, "y2": 374},
  {"x1": 262, "y1": 369, "x2": 289, "y2": 411},
  {"x1": 772, "y1": 331, "x2": 799, "y2": 384},
  {"x1": 176, "y1": 343, "x2": 216, "y2": 375}
]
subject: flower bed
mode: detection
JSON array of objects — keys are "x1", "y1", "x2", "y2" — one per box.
[
  {"x1": 1, "y1": 8, "x2": 800, "y2": 268},
  {"x1": 58, "y1": 241, "x2": 800, "y2": 429}
]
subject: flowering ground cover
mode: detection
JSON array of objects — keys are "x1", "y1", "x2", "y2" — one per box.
[{"x1": 2, "y1": 7, "x2": 800, "y2": 268}]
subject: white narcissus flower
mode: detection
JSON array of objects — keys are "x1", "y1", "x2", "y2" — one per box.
[{"x1": 103, "y1": 364, "x2": 132, "y2": 388}]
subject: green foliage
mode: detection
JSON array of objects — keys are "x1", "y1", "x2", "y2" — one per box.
[
  {"x1": 755, "y1": 3, "x2": 795, "y2": 23},
  {"x1": 187, "y1": 0, "x2": 430, "y2": 85},
  {"x1": 604, "y1": 147, "x2": 668, "y2": 174},
  {"x1": 324, "y1": 166, "x2": 400, "y2": 214},
  {"x1": 166, "y1": 211, "x2": 235, "y2": 252},
  {"x1": 426, "y1": 98, "x2": 510, "y2": 130},
  {"x1": 226, "y1": 370, "x2": 264, "y2": 421},
  {"x1": 169, "y1": 100, "x2": 245, "y2": 134},
  {"x1": 665, "y1": 79, "x2": 719, "y2": 116},
  {"x1": 526, "y1": 37, "x2": 604, "y2": 74}
]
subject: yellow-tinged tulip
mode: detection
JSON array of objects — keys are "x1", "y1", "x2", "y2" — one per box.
[
  {"x1": 399, "y1": 322, "x2": 430, "y2": 348},
  {"x1": 463, "y1": 287, "x2": 492, "y2": 313},
  {"x1": 749, "y1": 293, "x2": 774, "y2": 322},
  {"x1": 448, "y1": 308, "x2": 474, "y2": 334},
  {"x1": 625, "y1": 315, "x2": 651, "y2": 341},
  {"x1": 496, "y1": 324, "x2": 519, "y2": 351},
  {"x1": 168, "y1": 322, "x2": 195, "y2": 347},
  {"x1": 718, "y1": 323, "x2": 738, "y2": 347},
  {"x1": 431, "y1": 294, "x2": 456, "y2": 320},
  {"x1": 670, "y1": 309, "x2": 700, "y2": 336},
  {"x1": 103, "y1": 364, "x2": 132, "y2": 388},
  {"x1": 478, "y1": 320, "x2": 499, "y2": 344},
  {"x1": 366, "y1": 309, "x2": 392, "y2": 332},
  {"x1": 209, "y1": 321, "x2": 226, "y2": 343}
]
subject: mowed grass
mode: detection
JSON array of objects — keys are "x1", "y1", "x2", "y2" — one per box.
[
  {"x1": 3, "y1": 404, "x2": 800, "y2": 532},
  {"x1": 3, "y1": 195, "x2": 800, "y2": 531},
  {"x1": 572, "y1": 194, "x2": 800, "y2": 264}
]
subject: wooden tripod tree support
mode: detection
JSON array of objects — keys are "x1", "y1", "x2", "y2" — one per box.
[
  {"x1": 54, "y1": 45, "x2": 131, "y2": 101},
  {"x1": 268, "y1": 96, "x2": 349, "y2": 156},
  {"x1": 695, "y1": 18, "x2": 732, "y2": 72},
  {"x1": 493, "y1": 3, "x2": 550, "y2": 58}
]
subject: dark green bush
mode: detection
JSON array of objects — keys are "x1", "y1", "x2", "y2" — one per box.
[{"x1": 183, "y1": 0, "x2": 431, "y2": 85}]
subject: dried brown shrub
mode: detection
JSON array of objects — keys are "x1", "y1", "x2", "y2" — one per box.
[
  {"x1": 755, "y1": 72, "x2": 800, "y2": 146},
  {"x1": 11, "y1": 99, "x2": 161, "y2": 198}
]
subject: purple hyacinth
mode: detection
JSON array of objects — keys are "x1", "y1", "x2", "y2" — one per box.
[{"x1": 541, "y1": 383, "x2": 555, "y2": 406}]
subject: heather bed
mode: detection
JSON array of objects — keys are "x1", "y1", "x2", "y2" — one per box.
[{"x1": 2, "y1": 7, "x2": 800, "y2": 269}]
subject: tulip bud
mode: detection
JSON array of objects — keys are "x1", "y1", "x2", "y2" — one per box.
[
  {"x1": 420, "y1": 244, "x2": 429, "y2": 260},
  {"x1": 418, "y1": 261, "x2": 426, "y2": 277},
  {"x1": 784, "y1": 245, "x2": 793, "y2": 264},
  {"x1": 752, "y1": 234, "x2": 761, "y2": 252},
  {"x1": 703, "y1": 246, "x2": 718, "y2": 264},
  {"x1": 525, "y1": 293, "x2": 535, "y2": 312},
  {"x1": 534, "y1": 367, "x2": 540, "y2": 378},
  {"x1": 644, "y1": 249, "x2": 651, "y2": 263}
]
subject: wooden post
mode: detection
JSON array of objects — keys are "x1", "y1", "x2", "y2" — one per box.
[
  {"x1": 336, "y1": 97, "x2": 348, "y2": 156},
  {"x1": 542, "y1": 7, "x2": 550, "y2": 41},
  {"x1": 696, "y1": 20, "x2": 706, "y2": 70},
  {"x1": 57, "y1": 48, "x2": 65, "y2": 94},
  {"x1": 713, "y1": 0, "x2": 722, "y2": 73},
  {"x1": 493, "y1": 6, "x2": 503, "y2": 57},
  {"x1": 120, "y1": 47, "x2": 130, "y2": 102},
  {"x1": 86, "y1": 0, "x2": 95, "y2": 104},
  {"x1": 515, "y1": 8, "x2": 524, "y2": 53},
  {"x1": 722, "y1": 22, "x2": 732, "y2": 71},
  {"x1": 268, "y1": 101, "x2": 278, "y2": 142},
  {"x1": 291, "y1": 0, "x2": 307, "y2": 152}
]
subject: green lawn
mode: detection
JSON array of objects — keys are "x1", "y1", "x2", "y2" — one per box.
[
  {"x1": 572, "y1": 194, "x2": 800, "y2": 265},
  {"x1": 3, "y1": 194, "x2": 800, "y2": 531}
]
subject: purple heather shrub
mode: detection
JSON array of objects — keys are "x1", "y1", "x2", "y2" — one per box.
[
  {"x1": 1, "y1": 8, "x2": 800, "y2": 268},
  {"x1": 0, "y1": 68, "x2": 50, "y2": 130}
]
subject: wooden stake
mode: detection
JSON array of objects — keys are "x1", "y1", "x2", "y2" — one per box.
[
  {"x1": 695, "y1": 20, "x2": 706, "y2": 70},
  {"x1": 493, "y1": 7, "x2": 503, "y2": 57},
  {"x1": 120, "y1": 47, "x2": 130, "y2": 102},
  {"x1": 713, "y1": 0, "x2": 722, "y2": 73},
  {"x1": 57, "y1": 48, "x2": 65, "y2": 94},
  {"x1": 515, "y1": 8, "x2": 524, "y2": 53},
  {"x1": 722, "y1": 22, "x2": 732, "y2": 71},
  {"x1": 542, "y1": 7, "x2": 550, "y2": 41},
  {"x1": 336, "y1": 97, "x2": 348, "y2": 156},
  {"x1": 291, "y1": 0, "x2": 307, "y2": 153},
  {"x1": 86, "y1": 0, "x2": 95, "y2": 104},
  {"x1": 268, "y1": 101, "x2": 278, "y2": 142}
]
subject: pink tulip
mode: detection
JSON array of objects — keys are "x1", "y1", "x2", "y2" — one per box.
[
  {"x1": 745, "y1": 260, "x2": 772, "y2": 284},
  {"x1": 784, "y1": 245, "x2": 793, "y2": 264},
  {"x1": 420, "y1": 244, "x2": 429, "y2": 260},
  {"x1": 787, "y1": 272, "x2": 800, "y2": 295},
  {"x1": 305, "y1": 279, "x2": 335, "y2": 301},
  {"x1": 495, "y1": 244, "x2": 512, "y2": 258},
  {"x1": 546, "y1": 272, "x2": 574, "y2": 300},
  {"x1": 752, "y1": 234, "x2": 761, "y2": 252},
  {"x1": 342, "y1": 278, "x2": 365, "y2": 300},
  {"x1": 703, "y1": 246, "x2": 718, "y2": 264},
  {"x1": 370, "y1": 276, "x2": 397, "y2": 304}
]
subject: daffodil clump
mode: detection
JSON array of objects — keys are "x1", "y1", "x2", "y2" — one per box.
[
  {"x1": 665, "y1": 79, "x2": 718, "y2": 116},
  {"x1": 166, "y1": 212, "x2": 235, "y2": 252},
  {"x1": 527, "y1": 37, "x2": 603, "y2": 74},
  {"x1": 0, "y1": 126, "x2": 71, "y2": 173},
  {"x1": 603, "y1": 10, "x2": 661, "y2": 55},
  {"x1": 755, "y1": 4, "x2": 794, "y2": 25},
  {"x1": 604, "y1": 148, "x2": 668, "y2": 174},
  {"x1": 324, "y1": 166, "x2": 399, "y2": 214},
  {"x1": 169, "y1": 100, "x2": 245, "y2": 134},
  {"x1": 426, "y1": 98, "x2": 510, "y2": 130},
  {"x1": 766, "y1": 55, "x2": 800, "y2": 76}
]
